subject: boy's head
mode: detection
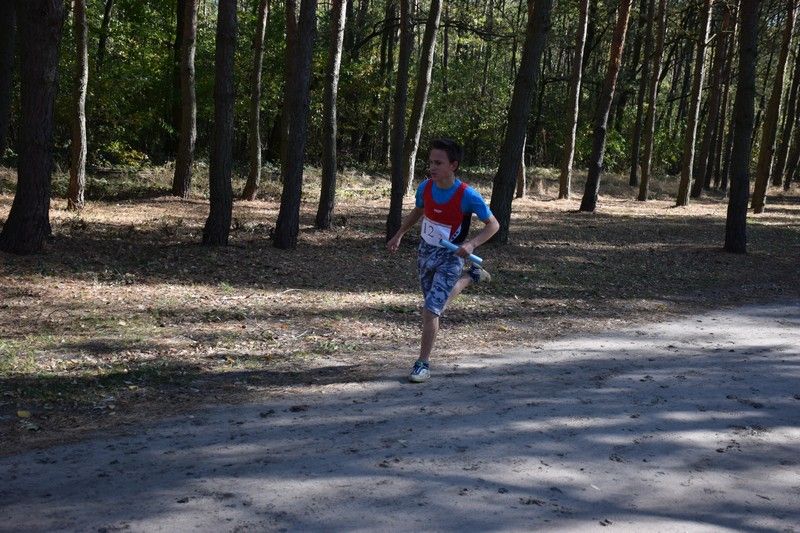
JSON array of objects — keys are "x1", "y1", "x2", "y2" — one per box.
[{"x1": 429, "y1": 138, "x2": 463, "y2": 173}]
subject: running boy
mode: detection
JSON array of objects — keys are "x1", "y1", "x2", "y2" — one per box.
[{"x1": 387, "y1": 138, "x2": 499, "y2": 383}]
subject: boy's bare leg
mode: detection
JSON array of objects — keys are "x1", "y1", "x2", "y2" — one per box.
[{"x1": 419, "y1": 274, "x2": 472, "y2": 362}]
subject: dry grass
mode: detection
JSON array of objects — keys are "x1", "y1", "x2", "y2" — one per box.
[{"x1": 1, "y1": 164, "x2": 799, "y2": 454}]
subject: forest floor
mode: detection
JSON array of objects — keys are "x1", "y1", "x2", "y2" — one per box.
[{"x1": 1, "y1": 164, "x2": 799, "y2": 456}]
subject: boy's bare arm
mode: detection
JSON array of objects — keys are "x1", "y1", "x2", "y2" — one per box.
[
  {"x1": 387, "y1": 207, "x2": 424, "y2": 252},
  {"x1": 457, "y1": 215, "x2": 500, "y2": 257}
]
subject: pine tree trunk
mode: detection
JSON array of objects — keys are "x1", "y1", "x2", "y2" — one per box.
[
  {"x1": 627, "y1": 0, "x2": 650, "y2": 186},
  {"x1": 489, "y1": 0, "x2": 553, "y2": 243},
  {"x1": 380, "y1": 0, "x2": 396, "y2": 166},
  {"x1": 0, "y1": 1, "x2": 15, "y2": 155},
  {"x1": 67, "y1": 0, "x2": 88, "y2": 211},
  {"x1": 692, "y1": 4, "x2": 732, "y2": 198},
  {"x1": 714, "y1": 9, "x2": 737, "y2": 189},
  {"x1": 579, "y1": 0, "x2": 633, "y2": 213},
  {"x1": 785, "y1": 123, "x2": 800, "y2": 189},
  {"x1": 751, "y1": 0, "x2": 796, "y2": 213},
  {"x1": 385, "y1": 0, "x2": 413, "y2": 241},
  {"x1": 242, "y1": 0, "x2": 270, "y2": 201},
  {"x1": 172, "y1": 0, "x2": 197, "y2": 199},
  {"x1": 402, "y1": 0, "x2": 443, "y2": 195},
  {"x1": 558, "y1": 0, "x2": 589, "y2": 200},
  {"x1": 516, "y1": 135, "x2": 526, "y2": 199},
  {"x1": 169, "y1": 0, "x2": 186, "y2": 156},
  {"x1": 0, "y1": 0, "x2": 65, "y2": 255},
  {"x1": 771, "y1": 13, "x2": 800, "y2": 188},
  {"x1": 637, "y1": 0, "x2": 666, "y2": 202},
  {"x1": 202, "y1": 0, "x2": 237, "y2": 246},
  {"x1": 725, "y1": 0, "x2": 759, "y2": 254},
  {"x1": 96, "y1": 0, "x2": 114, "y2": 70},
  {"x1": 316, "y1": 0, "x2": 348, "y2": 229},
  {"x1": 676, "y1": 0, "x2": 712, "y2": 206},
  {"x1": 274, "y1": 0, "x2": 318, "y2": 249}
]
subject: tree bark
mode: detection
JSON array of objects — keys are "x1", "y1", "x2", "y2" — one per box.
[
  {"x1": 628, "y1": 0, "x2": 654, "y2": 187},
  {"x1": 0, "y1": 1, "x2": 15, "y2": 155},
  {"x1": 68, "y1": 0, "x2": 88, "y2": 211},
  {"x1": 96, "y1": 0, "x2": 114, "y2": 70},
  {"x1": 172, "y1": 0, "x2": 198, "y2": 199},
  {"x1": 202, "y1": 0, "x2": 237, "y2": 246},
  {"x1": 692, "y1": 4, "x2": 732, "y2": 198},
  {"x1": 675, "y1": 0, "x2": 712, "y2": 206},
  {"x1": 385, "y1": 0, "x2": 413, "y2": 241},
  {"x1": 402, "y1": 0, "x2": 443, "y2": 194},
  {"x1": 242, "y1": 0, "x2": 271, "y2": 201},
  {"x1": 579, "y1": 0, "x2": 633, "y2": 213},
  {"x1": 771, "y1": 10, "x2": 800, "y2": 188},
  {"x1": 637, "y1": 0, "x2": 666, "y2": 202},
  {"x1": 0, "y1": 0, "x2": 66, "y2": 255},
  {"x1": 274, "y1": 0, "x2": 318, "y2": 249},
  {"x1": 725, "y1": 0, "x2": 759, "y2": 254},
  {"x1": 316, "y1": 0, "x2": 348, "y2": 229},
  {"x1": 516, "y1": 135, "x2": 526, "y2": 199},
  {"x1": 380, "y1": 0, "x2": 396, "y2": 166},
  {"x1": 558, "y1": 0, "x2": 589, "y2": 200},
  {"x1": 714, "y1": 8, "x2": 737, "y2": 189},
  {"x1": 489, "y1": 0, "x2": 553, "y2": 243},
  {"x1": 751, "y1": 0, "x2": 796, "y2": 213}
]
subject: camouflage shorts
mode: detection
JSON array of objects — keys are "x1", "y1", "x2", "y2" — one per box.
[{"x1": 418, "y1": 241, "x2": 465, "y2": 316}]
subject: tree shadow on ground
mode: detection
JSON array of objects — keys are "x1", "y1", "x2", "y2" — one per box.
[{"x1": 1, "y1": 304, "x2": 798, "y2": 530}]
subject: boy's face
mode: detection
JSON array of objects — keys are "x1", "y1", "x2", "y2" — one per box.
[{"x1": 428, "y1": 148, "x2": 458, "y2": 183}]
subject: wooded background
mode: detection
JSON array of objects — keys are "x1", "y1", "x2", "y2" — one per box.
[{"x1": 0, "y1": 0, "x2": 798, "y2": 254}]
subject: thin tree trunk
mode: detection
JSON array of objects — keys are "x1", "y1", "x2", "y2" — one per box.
[
  {"x1": 489, "y1": 0, "x2": 553, "y2": 243},
  {"x1": 68, "y1": 0, "x2": 88, "y2": 211},
  {"x1": 402, "y1": 0, "x2": 443, "y2": 194},
  {"x1": 579, "y1": 0, "x2": 634, "y2": 213},
  {"x1": 516, "y1": 135, "x2": 526, "y2": 198},
  {"x1": 0, "y1": 0, "x2": 66, "y2": 255},
  {"x1": 172, "y1": 0, "x2": 198, "y2": 199},
  {"x1": 638, "y1": 0, "x2": 666, "y2": 201},
  {"x1": 170, "y1": 0, "x2": 186, "y2": 156},
  {"x1": 202, "y1": 0, "x2": 237, "y2": 246},
  {"x1": 385, "y1": 0, "x2": 413, "y2": 241},
  {"x1": 442, "y1": 2, "x2": 449, "y2": 94},
  {"x1": 771, "y1": 12, "x2": 800, "y2": 187},
  {"x1": 0, "y1": 1, "x2": 16, "y2": 155},
  {"x1": 274, "y1": 0, "x2": 318, "y2": 249},
  {"x1": 96, "y1": 0, "x2": 114, "y2": 70},
  {"x1": 751, "y1": 1, "x2": 796, "y2": 213},
  {"x1": 725, "y1": 0, "x2": 759, "y2": 254},
  {"x1": 714, "y1": 8, "x2": 737, "y2": 189},
  {"x1": 242, "y1": 0, "x2": 270, "y2": 200},
  {"x1": 558, "y1": 0, "x2": 589, "y2": 200},
  {"x1": 692, "y1": 4, "x2": 732, "y2": 198},
  {"x1": 628, "y1": 0, "x2": 654, "y2": 187},
  {"x1": 380, "y1": 0, "x2": 396, "y2": 166},
  {"x1": 676, "y1": 0, "x2": 712, "y2": 206},
  {"x1": 785, "y1": 113, "x2": 800, "y2": 189},
  {"x1": 316, "y1": 0, "x2": 348, "y2": 229}
]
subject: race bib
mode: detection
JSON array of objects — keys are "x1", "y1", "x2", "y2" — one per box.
[{"x1": 421, "y1": 216, "x2": 451, "y2": 246}]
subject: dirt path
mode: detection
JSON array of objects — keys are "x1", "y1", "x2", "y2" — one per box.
[{"x1": 1, "y1": 301, "x2": 799, "y2": 532}]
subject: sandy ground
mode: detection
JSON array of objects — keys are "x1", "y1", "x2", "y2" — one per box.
[{"x1": 1, "y1": 301, "x2": 799, "y2": 532}]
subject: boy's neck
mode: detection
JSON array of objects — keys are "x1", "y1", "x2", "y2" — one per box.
[{"x1": 432, "y1": 174, "x2": 457, "y2": 189}]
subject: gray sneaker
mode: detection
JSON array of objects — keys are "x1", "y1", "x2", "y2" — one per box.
[
  {"x1": 409, "y1": 360, "x2": 430, "y2": 383},
  {"x1": 468, "y1": 264, "x2": 491, "y2": 283}
]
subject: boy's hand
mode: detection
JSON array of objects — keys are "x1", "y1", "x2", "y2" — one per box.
[
  {"x1": 456, "y1": 241, "x2": 475, "y2": 258},
  {"x1": 387, "y1": 234, "x2": 402, "y2": 253}
]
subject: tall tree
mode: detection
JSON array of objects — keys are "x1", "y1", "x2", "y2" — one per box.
[
  {"x1": 316, "y1": 0, "x2": 348, "y2": 229},
  {"x1": 202, "y1": 0, "x2": 237, "y2": 246},
  {"x1": 402, "y1": 0, "x2": 443, "y2": 194},
  {"x1": 558, "y1": 0, "x2": 590, "y2": 200},
  {"x1": 692, "y1": 4, "x2": 732, "y2": 198},
  {"x1": 172, "y1": 0, "x2": 198, "y2": 199},
  {"x1": 274, "y1": 0, "x2": 318, "y2": 249},
  {"x1": 242, "y1": 0, "x2": 271, "y2": 201},
  {"x1": 579, "y1": 0, "x2": 633, "y2": 213},
  {"x1": 627, "y1": 0, "x2": 652, "y2": 186},
  {"x1": 67, "y1": 0, "x2": 89, "y2": 211},
  {"x1": 96, "y1": 0, "x2": 114, "y2": 70},
  {"x1": 637, "y1": 0, "x2": 667, "y2": 202},
  {"x1": 771, "y1": 18, "x2": 800, "y2": 188},
  {"x1": 751, "y1": 0, "x2": 796, "y2": 213},
  {"x1": 0, "y1": 0, "x2": 66, "y2": 255},
  {"x1": 385, "y1": 0, "x2": 413, "y2": 240},
  {"x1": 675, "y1": 0, "x2": 713, "y2": 206},
  {"x1": 0, "y1": 1, "x2": 15, "y2": 155},
  {"x1": 725, "y1": 0, "x2": 760, "y2": 254},
  {"x1": 489, "y1": 0, "x2": 553, "y2": 243}
]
